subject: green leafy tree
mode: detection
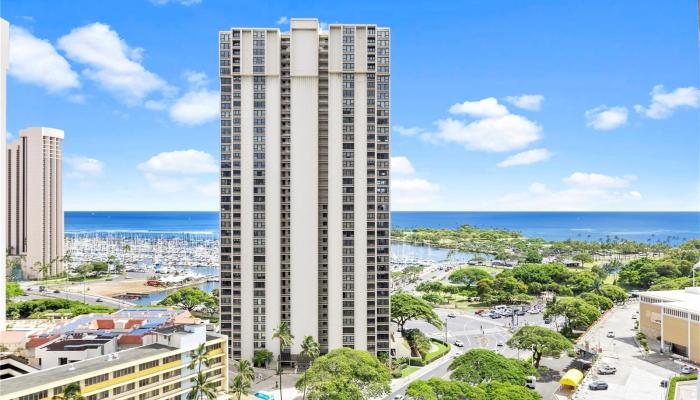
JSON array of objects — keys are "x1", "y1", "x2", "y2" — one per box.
[
  {"x1": 506, "y1": 326, "x2": 572, "y2": 367},
  {"x1": 294, "y1": 348, "x2": 391, "y2": 400},
  {"x1": 390, "y1": 293, "x2": 443, "y2": 333},
  {"x1": 544, "y1": 297, "x2": 601, "y2": 335},
  {"x1": 448, "y1": 349, "x2": 535, "y2": 385},
  {"x1": 579, "y1": 292, "x2": 614, "y2": 311},
  {"x1": 272, "y1": 322, "x2": 294, "y2": 400},
  {"x1": 300, "y1": 335, "x2": 320, "y2": 399},
  {"x1": 228, "y1": 375, "x2": 250, "y2": 400},
  {"x1": 449, "y1": 267, "x2": 491, "y2": 287},
  {"x1": 253, "y1": 349, "x2": 273, "y2": 368},
  {"x1": 572, "y1": 253, "x2": 593, "y2": 266},
  {"x1": 6, "y1": 282, "x2": 24, "y2": 300},
  {"x1": 51, "y1": 382, "x2": 84, "y2": 400},
  {"x1": 599, "y1": 284, "x2": 627, "y2": 303},
  {"x1": 404, "y1": 329, "x2": 431, "y2": 358},
  {"x1": 188, "y1": 371, "x2": 217, "y2": 400},
  {"x1": 524, "y1": 249, "x2": 543, "y2": 264},
  {"x1": 481, "y1": 381, "x2": 542, "y2": 400},
  {"x1": 159, "y1": 287, "x2": 217, "y2": 313},
  {"x1": 406, "y1": 378, "x2": 486, "y2": 400}
]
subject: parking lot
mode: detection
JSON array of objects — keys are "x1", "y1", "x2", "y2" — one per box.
[{"x1": 575, "y1": 303, "x2": 678, "y2": 400}]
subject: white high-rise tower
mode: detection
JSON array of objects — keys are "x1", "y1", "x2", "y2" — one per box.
[
  {"x1": 0, "y1": 18, "x2": 10, "y2": 331},
  {"x1": 218, "y1": 19, "x2": 391, "y2": 362}
]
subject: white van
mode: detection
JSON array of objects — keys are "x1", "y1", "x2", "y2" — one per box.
[{"x1": 525, "y1": 376, "x2": 536, "y2": 389}]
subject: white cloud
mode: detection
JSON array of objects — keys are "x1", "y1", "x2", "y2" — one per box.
[
  {"x1": 8, "y1": 26, "x2": 80, "y2": 92},
  {"x1": 504, "y1": 94, "x2": 544, "y2": 111},
  {"x1": 149, "y1": 0, "x2": 202, "y2": 5},
  {"x1": 392, "y1": 178, "x2": 440, "y2": 208},
  {"x1": 183, "y1": 70, "x2": 208, "y2": 88},
  {"x1": 144, "y1": 99, "x2": 168, "y2": 111},
  {"x1": 169, "y1": 89, "x2": 219, "y2": 125},
  {"x1": 138, "y1": 149, "x2": 217, "y2": 175},
  {"x1": 634, "y1": 85, "x2": 700, "y2": 119},
  {"x1": 498, "y1": 148, "x2": 552, "y2": 168},
  {"x1": 57, "y1": 23, "x2": 170, "y2": 104},
  {"x1": 449, "y1": 97, "x2": 509, "y2": 118},
  {"x1": 139, "y1": 150, "x2": 217, "y2": 196},
  {"x1": 585, "y1": 105, "x2": 628, "y2": 130},
  {"x1": 391, "y1": 156, "x2": 415, "y2": 176},
  {"x1": 393, "y1": 125, "x2": 424, "y2": 136},
  {"x1": 276, "y1": 16, "x2": 289, "y2": 25},
  {"x1": 563, "y1": 172, "x2": 635, "y2": 189},
  {"x1": 390, "y1": 156, "x2": 439, "y2": 210},
  {"x1": 66, "y1": 156, "x2": 104, "y2": 180},
  {"x1": 495, "y1": 172, "x2": 642, "y2": 211},
  {"x1": 428, "y1": 114, "x2": 541, "y2": 152}
]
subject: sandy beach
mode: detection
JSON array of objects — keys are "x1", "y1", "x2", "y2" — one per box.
[{"x1": 55, "y1": 279, "x2": 172, "y2": 297}]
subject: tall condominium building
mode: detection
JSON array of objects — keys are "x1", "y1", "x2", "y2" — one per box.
[
  {"x1": 0, "y1": 18, "x2": 9, "y2": 331},
  {"x1": 218, "y1": 18, "x2": 391, "y2": 362},
  {"x1": 7, "y1": 127, "x2": 65, "y2": 280}
]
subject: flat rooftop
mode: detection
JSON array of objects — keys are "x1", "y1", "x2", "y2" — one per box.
[
  {"x1": 639, "y1": 287, "x2": 700, "y2": 314},
  {"x1": 0, "y1": 343, "x2": 176, "y2": 396}
]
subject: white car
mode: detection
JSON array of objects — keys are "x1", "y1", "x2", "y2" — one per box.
[
  {"x1": 606, "y1": 331, "x2": 615, "y2": 338},
  {"x1": 454, "y1": 340, "x2": 465, "y2": 347},
  {"x1": 681, "y1": 365, "x2": 697, "y2": 375},
  {"x1": 447, "y1": 312, "x2": 457, "y2": 318},
  {"x1": 394, "y1": 395, "x2": 405, "y2": 400}
]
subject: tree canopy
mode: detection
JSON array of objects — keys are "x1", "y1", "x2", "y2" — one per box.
[
  {"x1": 406, "y1": 378, "x2": 486, "y2": 400},
  {"x1": 158, "y1": 287, "x2": 217, "y2": 312},
  {"x1": 294, "y1": 348, "x2": 391, "y2": 400},
  {"x1": 544, "y1": 297, "x2": 601, "y2": 335},
  {"x1": 448, "y1": 349, "x2": 535, "y2": 385},
  {"x1": 390, "y1": 293, "x2": 443, "y2": 333},
  {"x1": 449, "y1": 267, "x2": 491, "y2": 286},
  {"x1": 506, "y1": 326, "x2": 572, "y2": 367},
  {"x1": 579, "y1": 292, "x2": 614, "y2": 311}
]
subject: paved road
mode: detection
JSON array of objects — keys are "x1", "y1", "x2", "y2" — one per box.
[
  {"x1": 575, "y1": 303, "x2": 678, "y2": 400},
  {"x1": 18, "y1": 280, "x2": 134, "y2": 308},
  {"x1": 385, "y1": 307, "x2": 557, "y2": 399}
]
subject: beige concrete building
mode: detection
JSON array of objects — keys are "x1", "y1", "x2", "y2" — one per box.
[
  {"x1": 0, "y1": 325, "x2": 228, "y2": 400},
  {"x1": 639, "y1": 287, "x2": 700, "y2": 364},
  {"x1": 0, "y1": 18, "x2": 9, "y2": 331},
  {"x1": 7, "y1": 127, "x2": 65, "y2": 280},
  {"x1": 218, "y1": 18, "x2": 391, "y2": 361}
]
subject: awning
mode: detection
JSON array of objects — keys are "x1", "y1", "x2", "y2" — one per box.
[{"x1": 559, "y1": 369, "x2": 584, "y2": 387}]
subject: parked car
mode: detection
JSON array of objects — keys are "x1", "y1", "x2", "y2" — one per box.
[
  {"x1": 516, "y1": 310, "x2": 526, "y2": 316},
  {"x1": 496, "y1": 342, "x2": 504, "y2": 347},
  {"x1": 544, "y1": 317, "x2": 552, "y2": 324},
  {"x1": 454, "y1": 340, "x2": 464, "y2": 347},
  {"x1": 681, "y1": 365, "x2": 697, "y2": 375},
  {"x1": 474, "y1": 310, "x2": 484, "y2": 315},
  {"x1": 589, "y1": 381, "x2": 608, "y2": 390},
  {"x1": 447, "y1": 312, "x2": 457, "y2": 318},
  {"x1": 490, "y1": 313, "x2": 502, "y2": 319},
  {"x1": 394, "y1": 395, "x2": 405, "y2": 400},
  {"x1": 53, "y1": 289, "x2": 60, "y2": 294},
  {"x1": 597, "y1": 365, "x2": 617, "y2": 375}
]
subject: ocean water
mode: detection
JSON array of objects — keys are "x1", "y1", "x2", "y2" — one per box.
[{"x1": 65, "y1": 211, "x2": 700, "y2": 244}]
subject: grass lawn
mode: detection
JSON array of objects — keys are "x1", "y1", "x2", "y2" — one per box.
[{"x1": 401, "y1": 366, "x2": 420, "y2": 378}]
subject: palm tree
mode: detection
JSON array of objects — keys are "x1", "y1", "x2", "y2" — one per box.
[
  {"x1": 34, "y1": 261, "x2": 51, "y2": 282},
  {"x1": 187, "y1": 371, "x2": 217, "y2": 400},
  {"x1": 229, "y1": 374, "x2": 251, "y2": 400},
  {"x1": 299, "y1": 336, "x2": 320, "y2": 400},
  {"x1": 122, "y1": 244, "x2": 131, "y2": 253},
  {"x1": 189, "y1": 343, "x2": 210, "y2": 374},
  {"x1": 52, "y1": 382, "x2": 84, "y2": 400},
  {"x1": 272, "y1": 322, "x2": 294, "y2": 400},
  {"x1": 236, "y1": 359, "x2": 255, "y2": 384}
]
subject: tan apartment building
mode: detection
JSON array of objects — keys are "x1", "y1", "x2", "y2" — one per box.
[
  {"x1": 7, "y1": 127, "x2": 65, "y2": 280},
  {"x1": 639, "y1": 287, "x2": 700, "y2": 364},
  {"x1": 218, "y1": 18, "x2": 391, "y2": 362},
  {"x1": 0, "y1": 325, "x2": 228, "y2": 400}
]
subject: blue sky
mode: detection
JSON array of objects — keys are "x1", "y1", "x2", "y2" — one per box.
[{"x1": 2, "y1": 0, "x2": 698, "y2": 211}]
